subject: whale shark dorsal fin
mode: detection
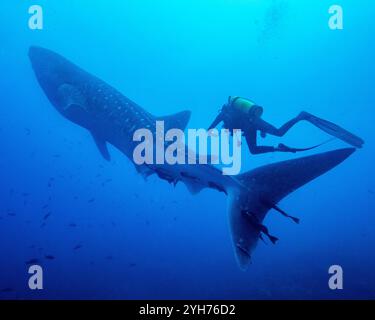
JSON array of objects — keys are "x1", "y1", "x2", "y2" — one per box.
[
  {"x1": 157, "y1": 110, "x2": 191, "y2": 131},
  {"x1": 91, "y1": 132, "x2": 111, "y2": 161},
  {"x1": 57, "y1": 83, "x2": 87, "y2": 111}
]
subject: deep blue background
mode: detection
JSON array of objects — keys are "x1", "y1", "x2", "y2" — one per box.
[{"x1": 0, "y1": 0, "x2": 374, "y2": 299}]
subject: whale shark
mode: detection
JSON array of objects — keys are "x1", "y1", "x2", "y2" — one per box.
[{"x1": 28, "y1": 46, "x2": 355, "y2": 269}]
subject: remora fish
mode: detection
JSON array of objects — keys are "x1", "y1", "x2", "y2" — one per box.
[{"x1": 29, "y1": 46, "x2": 355, "y2": 269}]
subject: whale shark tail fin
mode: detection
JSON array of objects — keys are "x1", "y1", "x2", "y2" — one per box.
[
  {"x1": 227, "y1": 148, "x2": 355, "y2": 270},
  {"x1": 157, "y1": 110, "x2": 192, "y2": 132}
]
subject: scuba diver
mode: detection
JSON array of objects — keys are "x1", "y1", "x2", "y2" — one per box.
[{"x1": 208, "y1": 96, "x2": 364, "y2": 155}]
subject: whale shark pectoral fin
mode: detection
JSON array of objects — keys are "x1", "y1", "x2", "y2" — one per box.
[
  {"x1": 91, "y1": 132, "x2": 111, "y2": 161},
  {"x1": 57, "y1": 83, "x2": 87, "y2": 111}
]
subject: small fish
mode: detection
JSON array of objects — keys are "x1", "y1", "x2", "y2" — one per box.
[
  {"x1": 22, "y1": 192, "x2": 30, "y2": 197},
  {"x1": 45, "y1": 255, "x2": 55, "y2": 260},
  {"x1": 24, "y1": 128, "x2": 31, "y2": 135},
  {"x1": 88, "y1": 198, "x2": 95, "y2": 203},
  {"x1": 42, "y1": 204, "x2": 49, "y2": 209},
  {"x1": 105, "y1": 255, "x2": 114, "y2": 260},
  {"x1": 43, "y1": 212, "x2": 51, "y2": 220},
  {"x1": 129, "y1": 263, "x2": 137, "y2": 268},
  {"x1": 25, "y1": 258, "x2": 39, "y2": 265},
  {"x1": 101, "y1": 178, "x2": 113, "y2": 187},
  {"x1": 102, "y1": 178, "x2": 112, "y2": 185},
  {"x1": 40, "y1": 223, "x2": 46, "y2": 228},
  {"x1": 68, "y1": 223, "x2": 77, "y2": 227},
  {"x1": 73, "y1": 244, "x2": 82, "y2": 250},
  {"x1": 7, "y1": 212, "x2": 16, "y2": 217}
]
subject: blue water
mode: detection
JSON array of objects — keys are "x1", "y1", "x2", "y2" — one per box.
[{"x1": 1, "y1": 0, "x2": 374, "y2": 299}]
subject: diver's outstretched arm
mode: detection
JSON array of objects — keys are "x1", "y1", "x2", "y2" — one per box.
[{"x1": 208, "y1": 112, "x2": 224, "y2": 130}]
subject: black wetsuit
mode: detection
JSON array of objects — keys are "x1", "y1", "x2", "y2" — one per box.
[
  {"x1": 243, "y1": 116, "x2": 302, "y2": 154},
  {"x1": 208, "y1": 104, "x2": 303, "y2": 155}
]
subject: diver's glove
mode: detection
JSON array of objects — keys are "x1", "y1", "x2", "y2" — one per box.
[{"x1": 276, "y1": 143, "x2": 297, "y2": 153}]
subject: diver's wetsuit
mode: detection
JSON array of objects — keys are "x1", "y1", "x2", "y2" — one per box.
[
  {"x1": 243, "y1": 116, "x2": 303, "y2": 154},
  {"x1": 209, "y1": 96, "x2": 364, "y2": 154},
  {"x1": 208, "y1": 99, "x2": 305, "y2": 155}
]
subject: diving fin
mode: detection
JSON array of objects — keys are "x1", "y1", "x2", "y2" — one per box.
[
  {"x1": 305, "y1": 113, "x2": 364, "y2": 148},
  {"x1": 91, "y1": 132, "x2": 111, "y2": 161},
  {"x1": 278, "y1": 140, "x2": 332, "y2": 153}
]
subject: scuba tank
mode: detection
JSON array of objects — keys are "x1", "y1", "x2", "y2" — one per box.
[
  {"x1": 221, "y1": 97, "x2": 334, "y2": 153},
  {"x1": 230, "y1": 96, "x2": 263, "y2": 116},
  {"x1": 222, "y1": 96, "x2": 263, "y2": 131}
]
